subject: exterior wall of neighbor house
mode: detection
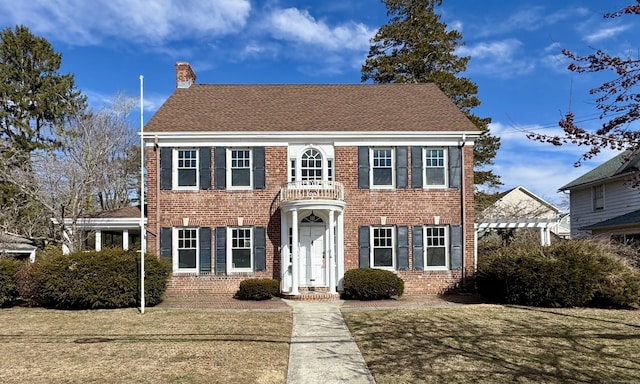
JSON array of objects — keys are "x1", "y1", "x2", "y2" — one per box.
[
  {"x1": 483, "y1": 189, "x2": 557, "y2": 220},
  {"x1": 146, "y1": 144, "x2": 475, "y2": 295},
  {"x1": 569, "y1": 178, "x2": 640, "y2": 238}
]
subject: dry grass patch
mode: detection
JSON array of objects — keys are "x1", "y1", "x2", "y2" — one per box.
[
  {"x1": 343, "y1": 304, "x2": 640, "y2": 383},
  {"x1": 0, "y1": 307, "x2": 291, "y2": 384}
]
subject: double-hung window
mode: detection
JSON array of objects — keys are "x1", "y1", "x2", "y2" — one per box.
[
  {"x1": 175, "y1": 149, "x2": 198, "y2": 189},
  {"x1": 228, "y1": 149, "x2": 252, "y2": 188},
  {"x1": 371, "y1": 148, "x2": 394, "y2": 188},
  {"x1": 228, "y1": 227, "x2": 253, "y2": 272},
  {"x1": 425, "y1": 226, "x2": 448, "y2": 270},
  {"x1": 424, "y1": 148, "x2": 447, "y2": 187},
  {"x1": 176, "y1": 228, "x2": 198, "y2": 272},
  {"x1": 372, "y1": 226, "x2": 395, "y2": 269},
  {"x1": 593, "y1": 184, "x2": 604, "y2": 210}
]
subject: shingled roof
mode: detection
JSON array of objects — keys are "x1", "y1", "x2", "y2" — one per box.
[
  {"x1": 559, "y1": 150, "x2": 638, "y2": 191},
  {"x1": 144, "y1": 83, "x2": 478, "y2": 133}
]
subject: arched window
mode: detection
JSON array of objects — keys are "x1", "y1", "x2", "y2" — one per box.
[{"x1": 301, "y1": 149, "x2": 323, "y2": 181}]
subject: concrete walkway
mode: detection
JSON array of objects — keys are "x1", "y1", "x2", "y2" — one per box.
[{"x1": 285, "y1": 300, "x2": 375, "y2": 384}]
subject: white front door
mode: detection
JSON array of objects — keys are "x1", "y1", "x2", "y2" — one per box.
[{"x1": 299, "y1": 225, "x2": 325, "y2": 286}]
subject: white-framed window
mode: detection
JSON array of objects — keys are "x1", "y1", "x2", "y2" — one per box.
[
  {"x1": 174, "y1": 228, "x2": 198, "y2": 272},
  {"x1": 174, "y1": 149, "x2": 198, "y2": 189},
  {"x1": 593, "y1": 184, "x2": 605, "y2": 210},
  {"x1": 228, "y1": 227, "x2": 253, "y2": 272},
  {"x1": 371, "y1": 226, "x2": 395, "y2": 269},
  {"x1": 371, "y1": 147, "x2": 394, "y2": 188},
  {"x1": 228, "y1": 149, "x2": 252, "y2": 189},
  {"x1": 425, "y1": 226, "x2": 448, "y2": 270},
  {"x1": 424, "y1": 148, "x2": 447, "y2": 187},
  {"x1": 301, "y1": 148, "x2": 323, "y2": 181},
  {"x1": 289, "y1": 146, "x2": 335, "y2": 183}
]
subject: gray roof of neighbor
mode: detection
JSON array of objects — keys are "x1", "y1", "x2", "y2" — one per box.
[
  {"x1": 144, "y1": 83, "x2": 478, "y2": 133},
  {"x1": 559, "y1": 150, "x2": 637, "y2": 191},
  {"x1": 581, "y1": 208, "x2": 640, "y2": 230}
]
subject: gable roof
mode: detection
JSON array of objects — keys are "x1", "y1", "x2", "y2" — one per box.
[
  {"x1": 145, "y1": 84, "x2": 478, "y2": 133},
  {"x1": 559, "y1": 150, "x2": 639, "y2": 190},
  {"x1": 478, "y1": 185, "x2": 561, "y2": 220}
]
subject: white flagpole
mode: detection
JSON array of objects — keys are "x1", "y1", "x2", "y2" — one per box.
[{"x1": 140, "y1": 75, "x2": 146, "y2": 314}]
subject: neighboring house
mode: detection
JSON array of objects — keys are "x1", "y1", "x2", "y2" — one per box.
[
  {"x1": 0, "y1": 232, "x2": 37, "y2": 262},
  {"x1": 142, "y1": 62, "x2": 480, "y2": 296},
  {"x1": 54, "y1": 206, "x2": 145, "y2": 254},
  {"x1": 476, "y1": 186, "x2": 568, "y2": 245},
  {"x1": 560, "y1": 150, "x2": 640, "y2": 240}
]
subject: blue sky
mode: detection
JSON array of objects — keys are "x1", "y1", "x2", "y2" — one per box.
[{"x1": 1, "y1": 0, "x2": 637, "y2": 208}]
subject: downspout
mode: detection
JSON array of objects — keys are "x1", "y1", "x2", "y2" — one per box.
[
  {"x1": 460, "y1": 134, "x2": 466, "y2": 291},
  {"x1": 155, "y1": 136, "x2": 160, "y2": 254}
]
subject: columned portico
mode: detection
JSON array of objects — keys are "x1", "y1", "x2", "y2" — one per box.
[{"x1": 280, "y1": 181, "x2": 345, "y2": 296}]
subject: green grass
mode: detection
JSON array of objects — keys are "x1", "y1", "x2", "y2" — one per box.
[
  {"x1": 0, "y1": 307, "x2": 292, "y2": 384},
  {"x1": 343, "y1": 304, "x2": 640, "y2": 383}
]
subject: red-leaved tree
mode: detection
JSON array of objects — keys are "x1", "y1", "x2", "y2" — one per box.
[{"x1": 528, "y1": 2, "x2": 640, "y2": 165}]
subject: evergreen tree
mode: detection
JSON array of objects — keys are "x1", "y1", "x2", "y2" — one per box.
[
  {"x1": 362, "y1": 0, "x2": 501, "y2": 188},
  {"x1": 0, "y1": 25, "x2": 86, "y2": 238}
]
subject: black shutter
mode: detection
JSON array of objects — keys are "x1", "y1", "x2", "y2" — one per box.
[
  {"x1": 396, "y1": 146, "x2": 408, "y2": 189},
  {"x1": 199, "y1": 147, "x2": 211, "y2": 190},
  {"x1": 253, "y1": 147, "x2": 266, "y2": 190},
  {"x1": 160, "y1": 147, "x2": 172, "y2": 190},
  {"x1": 160, "y1": 227, "x2": 172, "y2": 264},
  {"x1": 214, "y1": 147, "x2": 226, "y2": 189},
  {"x1": 358, "y1": 146, "x2": 369, "y2": 189},
  {"x1": 358, "y1": 226, "x2": 370, "y2": 268},
  {"x1": 412, "y1": 226, "x2": 424, "y2": 270},
  {"x1": 254, "y1": 226, "x2": 267, "y2": 272},
  {"x1": 411, "y1": 146, "x2": 423, "y2": 188},
  {"x1": 449, "y1": 146, "x2": 462, "y2": 188},
  {"x1": 397, "y1": 226, "x2": 409, "y2": 270},
  {"x1": 215, "y1": 227, "x2": 227, "y2": 275},
  {"x1": 450, "y1": 225, "x2": 462, "y2": 269},
  {"x1": 199, "y1": 227, "x2": 212, "y2": 273}
]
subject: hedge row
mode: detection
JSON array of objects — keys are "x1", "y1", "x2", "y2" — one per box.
[
  {"x1": 1, "y1": 248, "x2": 171, "y2": 309},
  {"x1": 477, "y1": 239, "x2": 640, "y2": 308}
]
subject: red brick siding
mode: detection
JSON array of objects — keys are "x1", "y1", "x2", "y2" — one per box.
[{"x1": 147, "y1": 145, "x2": 476, "y2": 295}]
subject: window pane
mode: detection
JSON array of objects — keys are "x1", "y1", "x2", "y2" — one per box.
[
  {"x1": 374, "y1": 248, "x2": 393, "y2": 267},
  {"x1": 426, "y1": 168, "x2": 445, "y2": 185},
  {"x1": 232, "y1": 249, "x2": 252, "y2": 268},
  {"x1": 373, "y1": 168, "x2": 392, "y2": 185},
  {"x1": 178, "y1": 169, "x2": 197, "y2": 186},
  {"x1": 426, "y1": 248, "x2": 446, "y2": 267},
  {"x1": 232, "y1": 168, "x2": 251, "y2": 186},
  {"x1": 178, "y1": 249, "x2": 197, "y2": 268}
]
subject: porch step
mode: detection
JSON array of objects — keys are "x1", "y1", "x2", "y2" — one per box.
[{"x1": 281, "y1": 291, "x2": 341, "y2": 301}]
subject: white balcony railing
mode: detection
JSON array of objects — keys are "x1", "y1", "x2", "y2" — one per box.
[{"x1": 280, "y1": 180, "x2": 345, "y2": 202}]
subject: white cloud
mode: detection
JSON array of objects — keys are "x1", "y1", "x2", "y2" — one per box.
[
  {"x1": 475, "y1": 6, "x2": 572, "y2": 38},
  {"x1": 584, "y1": 25, "x2": 631, "y2": 43},
  {"x1": 457, "y1": 39, "x2": 535, "y2": 77},
  {"x1": 0, "y1": 0, "x2": 251, "y2": 46},
  {"x1": 266, "y1": 7, "x2": 375, "y2": 51}
]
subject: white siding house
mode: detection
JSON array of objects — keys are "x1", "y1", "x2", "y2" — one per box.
[{"x1": 560, "y1": 151, "x2": 640, "y2": 239}]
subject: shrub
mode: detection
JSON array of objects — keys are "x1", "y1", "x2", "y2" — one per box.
[
  {"x1": 0, "y1": 259, "x2": 23, "y2": 307},
  {"x1": 237, "y1": 278, "x2": 280, "y2": 300},
  {"x1": 342, "y1": 268, "x2": 404, "y2": 300},
  {"x1": 21, "y1": 248, "x2": 171, "y2": 309},
  {"x1": 477, "y1": 239, "x2": 640, "y2": 308}
]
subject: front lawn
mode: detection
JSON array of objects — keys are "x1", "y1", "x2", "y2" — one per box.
[
  {"x1": 0, "y1": 307, "x2": 291, "y2": 384},
  {"x1": 343, "y1": 304, "x2": 640, "y2": 383}
]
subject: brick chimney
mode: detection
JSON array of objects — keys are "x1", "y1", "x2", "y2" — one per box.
[{"x1": 175, "y1": 62, "x2": 196, "y2": 88}]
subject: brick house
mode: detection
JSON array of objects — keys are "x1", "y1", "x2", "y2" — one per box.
[{"x1": 143, "y1": 62, "x2": 479, "y2": 297}]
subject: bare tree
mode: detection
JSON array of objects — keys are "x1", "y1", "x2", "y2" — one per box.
[{"x1": 0, "y1": 94, "x2": 139, "y2": 252}]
